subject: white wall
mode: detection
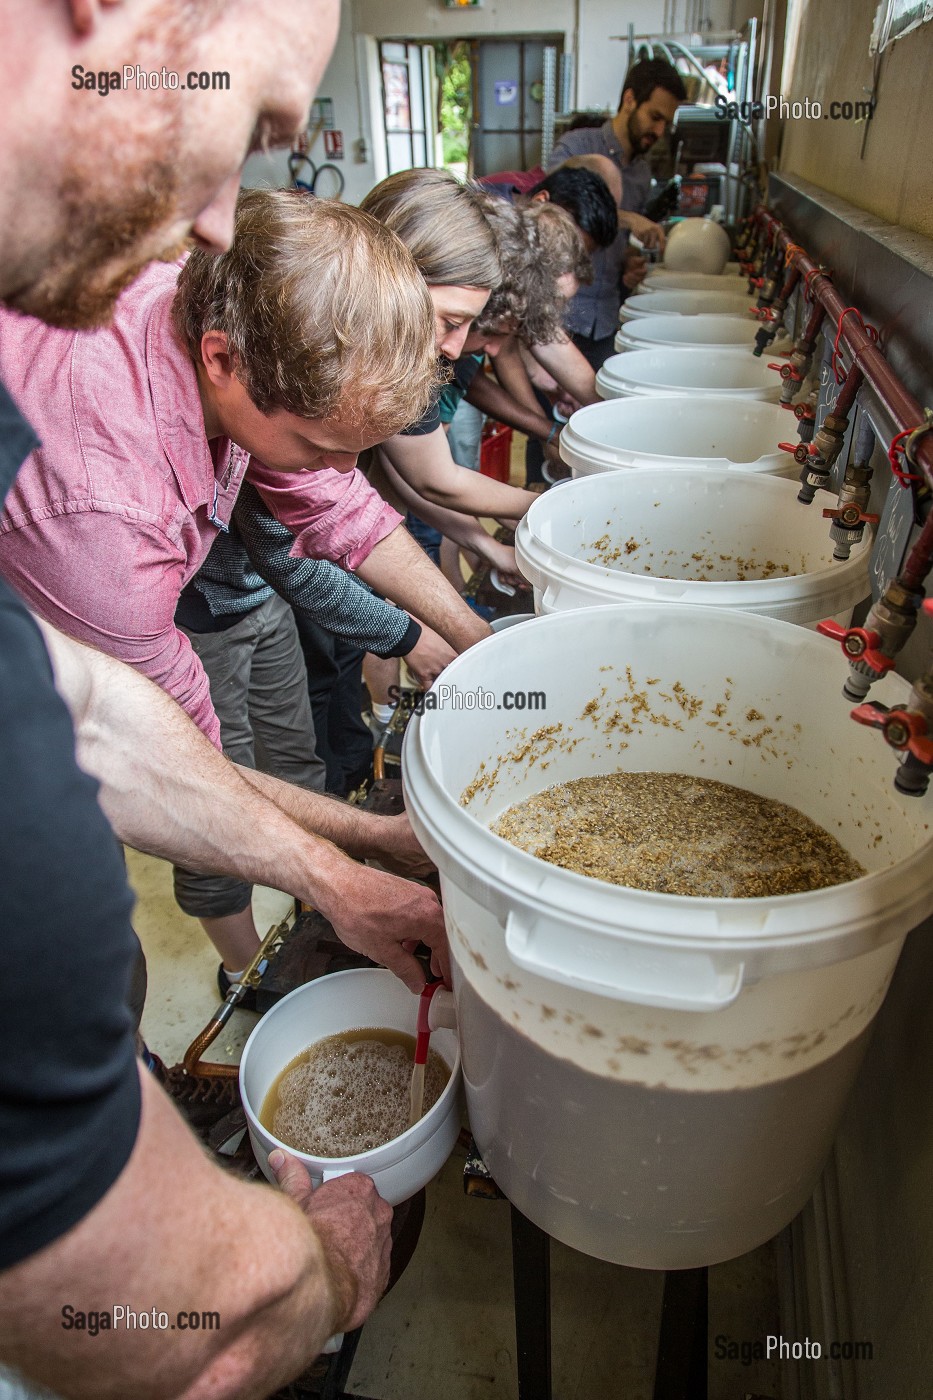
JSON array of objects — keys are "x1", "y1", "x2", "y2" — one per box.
[{"x1": 243, "y1": 0, "x2": 738, "y2": 205}]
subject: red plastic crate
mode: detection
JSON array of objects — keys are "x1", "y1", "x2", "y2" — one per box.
[{"x1": 479, "y1": 419, "x2": 513, "y2": 482}]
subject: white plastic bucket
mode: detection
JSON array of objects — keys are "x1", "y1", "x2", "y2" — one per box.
[
  {"x1": 662, "y1": 218, "x2": 732, "y2": 273},
  {"x1": 560, "y1": 396, "x2": 797, "y2": 479},
  {"x1": 515, "y1": 468, "x2": 870, "y2": 627},
  {"x1": 596, "y1": 348, "x2": 781, "y2": 402},
  {"x1": 641, "y1": 271, "x2": 750, "y2": 293},
  {"x1": 620, "y1": 288, "x2": 755, "y2": 322},
  {"x1": 614, "y1": 313, "x2": 759, "y2": 352},
  {"x1": 402, "y1": 605, "x2": 933, "y2": 1268},
  {"x1": 239, "y1": 968, "x2": 462, "y2": 1206}
]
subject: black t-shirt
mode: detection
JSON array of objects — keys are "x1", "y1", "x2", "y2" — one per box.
[
  {"x1": 0, "y1": 378, "x2": 141, "y2": 1270},
  {"x1": 400, "y1": 354, "x2": 485, "y2": 437}
]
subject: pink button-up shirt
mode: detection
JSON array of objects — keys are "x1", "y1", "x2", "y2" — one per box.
[{"x1": 0, "y1": 262, "x2": 401, "y2": 746}]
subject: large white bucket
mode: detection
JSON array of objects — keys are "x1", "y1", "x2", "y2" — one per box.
[
  {"x1": 614, "y1": 313, "x2": 759, "y2": 352},
  {"x1": 596, "y1": 348, "x2": 781, "y2": 402},
  {"x1": 514, "y1": 468, "x2": 870, "y2": 627},
  {"x1": 642, "y1": 271, "x2": 750, "y2": 293},
  {"x1": 402, "y1": 605, "x2": 933, "y2": 1268},
  {"x1": 620, "y1": 288, "x2": 755, "y2": 322},
  {"x1": 560, "y1": 396, "x2": 797, "y2": 479}
]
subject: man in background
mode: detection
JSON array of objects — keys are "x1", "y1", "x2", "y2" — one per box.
[{"x1": 546, "y1": 57, "x2": 687, "y2": 369}]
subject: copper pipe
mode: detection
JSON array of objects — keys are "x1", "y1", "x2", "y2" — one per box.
[
  {"x1": 752, "y1": 206, "x2": 933, "y2": 494},
  {"x1": 183, "y1": 1015, "x2": 239, "y2": 1079}
]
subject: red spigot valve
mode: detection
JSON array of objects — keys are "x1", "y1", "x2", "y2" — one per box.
[
  {"x1": 778, "y1": 441, "x2": 817, "y2": 464},
  {"x1": 816, "y1": 620, "x2": 896, "y2": 675},
  {"x1": 850, "y1": 704, "x2": 933, "y2": 764},
  {"x1": 757, "y1": 308, "x2": 779, "y2": 323},
  {"x1": 749, "y1": 276, "x2": 764, "y2": 288},
  {"x1": 822, "y1": 504, "x2": 881, "y2": 527},
  {"x1": 923, "y1": 600, "x2": 933, "y2": 617}
]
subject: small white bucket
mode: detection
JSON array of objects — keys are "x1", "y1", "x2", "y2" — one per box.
[
  {"x1": 559, "y1": 396, "x2": 797, "y2": 479},
  {"x1": 614, "y1": 314, "x2": 759, "y2": 352},
  {"x1": 239, "y1": 968, "x2": 462, "y2": 1207},
  {"x1": 596, "y1": 348, "x2": 781, "y2": 402},
  {"x1": 620, "y1": 288, "x2": 755, "y2": 322},
  {"x1": 515, "y1": 468, "x2": 870, "y2": 627}
]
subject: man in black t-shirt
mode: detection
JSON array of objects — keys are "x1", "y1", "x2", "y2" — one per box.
[{"x1": 0, "y1": 3, "x2": 412, "y2": 1396}]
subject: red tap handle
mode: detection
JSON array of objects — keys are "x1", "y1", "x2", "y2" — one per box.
[
  {"x1": 777, "y1": 441, "x2": 801, "y2": 452},
  {"x1": 821, "y1": 506, "x2": 881, "y2": 525},
  {"x1": 850, "y1": 702, "x2": 889, "y2": 730},
  {"x1": 923, "y1": 600, "x2": 933, "y2": 617},
  {"x1": 794, "y1": 403, "x2": 815, "y2": 421},
  {"x1": 414, "y1": 980, "x2": 443, "y2": 1065},
  {"x1": 766, "y1": 361, "x2": 787, "y2": 371},
  {"x1": 816, "y1": 621, "x2": 896, "y2": 674},
  {"x1": 851, "y1": 704, "x2": 933, "y2": 762}
]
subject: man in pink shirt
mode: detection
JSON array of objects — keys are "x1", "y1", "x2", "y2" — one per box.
[
  {"x1": 0, "y1": 186, "x2": 486, "y2": 975},
  {"x1": 0, "y1": 190, "x2": 483, "y2": 746}
]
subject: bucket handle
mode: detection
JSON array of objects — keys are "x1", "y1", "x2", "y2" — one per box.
[{"x1": 504, "y1": 910, "x2": 745, "y2": 1012}]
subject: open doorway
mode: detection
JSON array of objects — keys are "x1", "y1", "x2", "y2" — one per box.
[{"x1": 436, "y1": 42, "x2": 472, "y2": 180}]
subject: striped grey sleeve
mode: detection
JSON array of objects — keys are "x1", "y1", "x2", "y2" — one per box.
[{"x1": 233, "y1": 482, "x2": 416, "y2": 656}]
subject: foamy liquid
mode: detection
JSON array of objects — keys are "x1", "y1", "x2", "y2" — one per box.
[{"x1": 260, "y1": 1028, "x2": 450, "y2": 1158}]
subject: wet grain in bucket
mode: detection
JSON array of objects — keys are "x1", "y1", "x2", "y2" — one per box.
[
  {"x1": 260, "y1": 1028, "x2": 450, "y2": 1158},
  {"x1": 492, "y1": 771, "x2": 865, "y2": 897}
]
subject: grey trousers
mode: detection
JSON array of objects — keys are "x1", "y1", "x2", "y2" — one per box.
[{"x1": 173, "y1": 594, "x2": 327, "y2": 919}]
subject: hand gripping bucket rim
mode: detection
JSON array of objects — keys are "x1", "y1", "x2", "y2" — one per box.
[{"x1": 402, "y1": 604, "x2": 933, "y2": 1011}]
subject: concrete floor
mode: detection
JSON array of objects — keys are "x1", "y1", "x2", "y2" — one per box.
[{"x1": 128, "y1": 847, "x2": 784, "y2": 1400}]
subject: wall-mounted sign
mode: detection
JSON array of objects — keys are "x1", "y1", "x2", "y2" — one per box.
[
  {"x1": 323, "y1": 129, "x2": 344, "y2": 160},
  {"x1": 494, "y1": 80, "x2": 518, "y2": 105},
  {"x1": 311, "y1": 97, "x2": 334, "y2": 129}
]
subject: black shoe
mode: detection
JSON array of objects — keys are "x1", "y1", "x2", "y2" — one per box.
[{"x1": 217, "y1": 963, "x2": 258, "y2": 1011}]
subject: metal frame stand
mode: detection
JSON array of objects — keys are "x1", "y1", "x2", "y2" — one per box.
[{"x1": 508, "y1": 1202, "x2": 709, "y2": 1400}]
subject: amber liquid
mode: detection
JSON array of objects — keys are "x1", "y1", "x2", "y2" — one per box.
[{"x1": 260, "y1": 1027, "x2": 450, "y2": 1158}]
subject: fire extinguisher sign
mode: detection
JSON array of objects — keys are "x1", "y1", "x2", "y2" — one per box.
[{"x1": 323, "y1": 130, "x2": 344, "y2": 160}]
